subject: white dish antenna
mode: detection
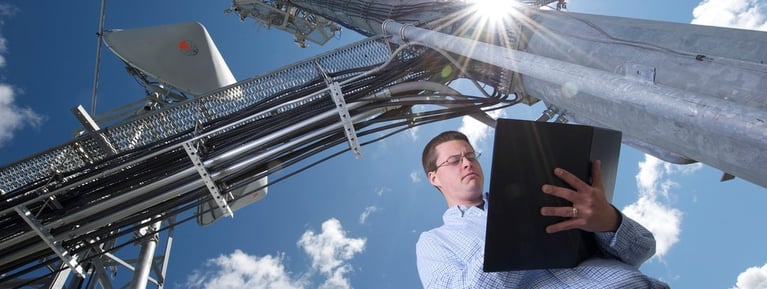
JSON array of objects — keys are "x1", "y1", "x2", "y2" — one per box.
[
  {"x1": 103, "y1": 22, "x2": 236, "y2": 96},
  {"x1": 197, "y1": 176, "x2": 269, "y2": 226}
]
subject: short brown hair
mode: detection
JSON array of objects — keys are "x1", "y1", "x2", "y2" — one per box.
[{"x1": 422, "y1": 131, "x2": 471, "y2": 174}]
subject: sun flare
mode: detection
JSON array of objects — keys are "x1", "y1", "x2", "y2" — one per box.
[{"x1": 471, "y1": 0, "x2": 515, "y2": 19}]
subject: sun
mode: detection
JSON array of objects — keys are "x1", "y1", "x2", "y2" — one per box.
[{"x1": 471, "y1": 0, "x2": 515, "y2": 19}]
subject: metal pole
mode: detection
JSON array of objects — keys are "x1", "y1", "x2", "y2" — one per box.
[
  {"x1": 45, "y1": 265, "x2": 71, "y2": 289},
  {"x1": 91, "y1": 0, "x2": 107, "y2": 115},
  {"x1": 381, "y1": 19, "x2": 767, "y2": 188},
  {"x1": 129, "y1": 219, "x2": 161, "y2": 289},
  {"x1": 157, "y1": 217, "x2": 175, "y2": 289}
]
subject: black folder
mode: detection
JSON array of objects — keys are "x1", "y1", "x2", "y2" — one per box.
[{"x1": 483, "y1": 118, "x2": 621, "y2": 272}]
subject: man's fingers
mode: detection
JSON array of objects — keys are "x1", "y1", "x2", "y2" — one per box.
[
  {"x1": 541, "y1": 183, "x2": 575, "y2": 201},
  {"x1": 554, "y1": 167, "x2": 590, "y2": 192},
  {"x1": 545, "y1": 219, "x2": 578, "y2": 233},
  {"x1": 541, "y1": 206, "x2": 585, "y2": 233},
  {"x1": 591, "y1": 160, "x2": 603, "y2": 188},
  {"x1": 540, "y1": 206, "x2": 578, "y2": 218}
]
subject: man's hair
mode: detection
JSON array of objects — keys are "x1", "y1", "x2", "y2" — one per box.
[{"x1": 422, "y1": 131, "x2": 471, "y2": 175}]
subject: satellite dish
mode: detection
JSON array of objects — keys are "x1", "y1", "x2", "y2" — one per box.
[
  {"x1": 103, "y1": 22, "x2": 236, "y2": 96},
  {"x1": 197, "y1": 176, "x2": 269, "y2": 226}
]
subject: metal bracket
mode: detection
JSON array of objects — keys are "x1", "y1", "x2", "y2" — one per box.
[
  {"x1": 315, "y1": 62, "x2": 363, "y2": 158},
  {"x1": 554, "y1": 111, "x2": 569, "y2": 123},
  {"x1": 101, "y1": 252, "x2": 160, "y2": 285},
  {"x1": 623, "y1": 63, "x2": 656, "y2": 84},
  {"x1": 182, "y1": 142, "x2": 233, "y2": 218},
  {"x1": 536, "y1": 104, "x2": 559, "y2": 122},
  {"x1": 14, "y1": 205, "x2": 85, "y2": 277},
  {"x1": 72, "y1": 104, "x2": 118, "y2": 155}
]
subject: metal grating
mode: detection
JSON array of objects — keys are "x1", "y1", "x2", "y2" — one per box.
[{"x1": 0, "y1": 36, "x2": 391, "y2": 194}]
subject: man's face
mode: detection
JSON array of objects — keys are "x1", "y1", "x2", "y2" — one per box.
[{"x1": 428, "y1": 140, "x2": 484, "y2": 207}]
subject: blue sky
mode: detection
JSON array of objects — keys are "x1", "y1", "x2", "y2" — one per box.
[{"x1": 1, "y1": 0, "x2": 766, "y2": 288}]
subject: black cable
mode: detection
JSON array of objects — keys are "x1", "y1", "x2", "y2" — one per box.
[{"x1": 0, "y1": 26, "x2": 526, "y2": 284}]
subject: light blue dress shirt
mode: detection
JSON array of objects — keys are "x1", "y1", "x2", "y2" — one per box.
[{"x1": 416, "y1": 195, "x2": 669, "y2": 288}]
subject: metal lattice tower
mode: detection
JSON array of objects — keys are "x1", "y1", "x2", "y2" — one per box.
[{"x1": 2, "y1": 0, "x2": 767, "y2": 288}]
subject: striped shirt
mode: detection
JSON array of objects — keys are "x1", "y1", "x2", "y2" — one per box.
[{"x1": 416, "y1": 197, "x2": 669, "y2": 288}]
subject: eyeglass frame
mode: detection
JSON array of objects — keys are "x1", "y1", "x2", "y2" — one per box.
[{"x1": 434, "y1": 151, "x2": 482, "y2": 170}]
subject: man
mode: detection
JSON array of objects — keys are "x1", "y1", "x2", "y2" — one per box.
[{"x1": 417, "y1": 131, "x2": 668, "y2": 288}]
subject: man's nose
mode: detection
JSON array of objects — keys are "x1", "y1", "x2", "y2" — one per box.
[{"x1": 461, "y1": 155, "x2": 472, "y2": 167}]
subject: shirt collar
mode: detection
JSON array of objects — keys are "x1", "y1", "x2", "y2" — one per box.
[{"x1": 444, "y1": 193, "x2": 489, "y2": 218}]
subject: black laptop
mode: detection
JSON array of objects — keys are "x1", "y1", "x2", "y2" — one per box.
[{"x1": 483, "y1": 118, "x2": 621, "y2": 272}]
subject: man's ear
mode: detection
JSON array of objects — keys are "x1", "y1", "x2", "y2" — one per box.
[{"x1": 428, "y1": 171, "x2": 440, "y2": 188}]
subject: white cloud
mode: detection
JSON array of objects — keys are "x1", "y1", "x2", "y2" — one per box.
[
  {"x1": 622, "y1": 154, "x2": 701, "y2": 258},
  {"x1": 188, "y1": 219, "x2": 365, "y2": 289},
  {"x1": 0, "y1": 3, "x2": 17, "y2": 67},
  {"x1": 732, "y1": 263, "x2": 767, "y2": 289},
  {"x1": 622, "y1": 195, "x2": 681, "y2": 258},
  {"x1": 0, "y1": 4, "x2": 44, "y2": 148},
  {"x1": 358, "y1": 206, "x2": 380, "y2": 224},
  {"x1": 409, "y1": 170, "x2": 421, "y2": 183},
  {"x1": 185, "y1": 250, "x2": 307, "y2": 289},
  {"x1": 298, "y1": 218, "x2": 366, "y2": 289},
  {"x1": 458, "y1": 106, "x2": 506, "y2": 148},
  {"x1": 689, "y1": 3, "x2": 767, "y2": 284},
  {"x1": 407, "y1": 126, "x2": 419, "y2": 141},
  {"x1": 319, "y1": 266, "x2": 354, "y2": 289},
  {"x1": 0, "y1": 84, "x2": 44, "y2": 147},
  {"x1": 692, "y1": 0, "x2": 767, "y2": 31},
  {"x1": 373, "y1": 187, "x2": 390, "y2": 197},
  {"x1": 0, "y1": 33, "x2": 5, "y2": 66}
]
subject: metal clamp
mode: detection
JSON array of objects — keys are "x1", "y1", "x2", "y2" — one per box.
[
  {"x1": 72, "y1": 104, "x2": 117, "y2": 155},
  {"x1": 315, "y1": 63, "x2": 363, "y2": 158},
  {"x1": 15, "y1": 205, "x2": 85, "y2": 277},
  {"x1": 622, "y1": 63, "x2": 656, "y2": 85},
  {"x1": 183, "y1": 141, "x2": 233, "y2": 218}
]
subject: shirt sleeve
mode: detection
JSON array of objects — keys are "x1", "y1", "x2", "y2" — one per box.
[
  {"x1": 593, "y1": 208, "x2": 657, "y2": 267},
  {"x1": 416, "y1": 232, "x2": 517, "y2": 289}
]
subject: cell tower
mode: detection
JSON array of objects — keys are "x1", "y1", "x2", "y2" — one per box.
[{"x1": 1, "y1": 1, "x2": 766, "y2": 288}]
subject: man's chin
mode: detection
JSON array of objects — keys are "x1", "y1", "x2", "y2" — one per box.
[
  {"x1": 463, "y1": 177, "x2": 482, "y2": 187},
  {"x1": 463, "y1": 183, "x2": 483, "y2": 194},
  {"x1": 462, "y1": 174, "x2": 481, "y2": 181}
]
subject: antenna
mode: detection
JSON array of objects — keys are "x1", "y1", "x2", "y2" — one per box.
[{"x1": 90, "y1": 0, "x2": 107, "y2": 115}]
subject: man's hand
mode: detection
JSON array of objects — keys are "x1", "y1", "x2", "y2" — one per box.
[{"x1": 539, "y1": 160, "x2": 620, "y2": 234}]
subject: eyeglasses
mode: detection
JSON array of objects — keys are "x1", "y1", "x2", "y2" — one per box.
[{"x1": 435, "y1": 152, "x2": 481, "y2": 169}]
